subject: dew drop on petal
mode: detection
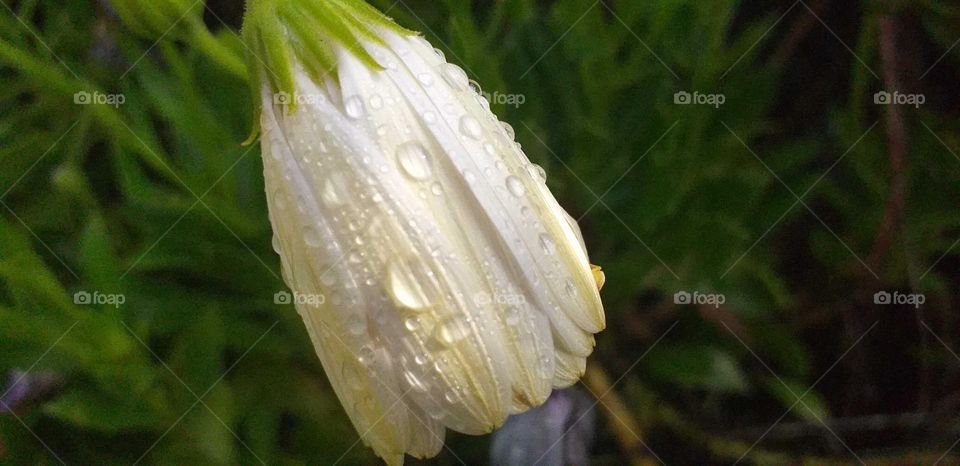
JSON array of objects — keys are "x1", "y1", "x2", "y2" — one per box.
[
  {"x1": 396, "y1": 142, "x2": 433, "y2": 180},
  {"x1": 506, "y1": 175, "x2": 526, "y2": 197},
  {"x1": 501, "y1": 122, "x2": 516, "y2": 140},
  {"x1": 404, "y1": 370, "x2": 429, "y2": 392},
  {"x1": 414, "y1": 354, "x2": 427, "y2": 365},
  {"x1": 321, "y1": 179, "x2": 345, "y2": 207},
  {"x1": 404, "y1": 316, "x2": 420, "y2": 331},
  {"x1": 348, "y1": 318, "x2": 366, "y2": 335},
  {"x1": 387, "y1": 257, "x2": 436, "y2": 311},
  {"x1": 527, "y1": 163, "x2": 547, "y2": 183},
  {"x1": 459, "y1": 116, "x2": 483, "y2": 139},
  {"x1": 434, "y1": 317, "x2": 469, "y2": 346},
  {"x1": 442, "y1": 63, "x2": 468, "y2": 90},
  {"x1": 369, "y1": 94, "x2": 383, "y2": 110},
  {"x1": 303, "y1": 226, "x2": 321, "y2": 247},
  {"x1": 344, "y1": 95, "x2": 365, "y2": 119},
  {"x1": 468, "y1": 79, "x2": 482, "y2": 94},
  {"x1": 463, "y1": 170, "x2": 476, "y2": 184},
  {"x1": 358, "y1": 345, "x2": 375, "y2": 365},
  {"x1": 430, "y1": 182, "x2": 443, "y2": 196},
  {"x1": 565, "y1": 279, "x2": 578, "y2": 298},
  {"x1": 418, "y1": 73, "x2": 435, "y2": 86},
  {"x1": 539, "y1": 233, "x2": 556, "y2": 255}
]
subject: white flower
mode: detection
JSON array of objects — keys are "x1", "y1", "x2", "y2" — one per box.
[{"x1": 244, "y1": 1, "x2": 605, "y2": 464}]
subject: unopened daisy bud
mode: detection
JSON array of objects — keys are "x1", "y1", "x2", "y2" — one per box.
[{"x1": 242, "y1": 1, "x2": 605, "y2": 464}]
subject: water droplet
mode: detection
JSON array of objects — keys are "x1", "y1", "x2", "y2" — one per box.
[
  {"x1": 414, "y1": 354, "x2": 427, "y2": 365},
  {"x1": 468, "y1": 79, "x2": 482, "y2": 94},
  {"x1": 444, "y1": 390, "x2": 460, "y2": 404},
  {"x1": 434, "y1": 317, "x2": 468, "y2": 346},
  {"x1": 321, "y1": 271, "x2": 337, "y2": 286},
  {"x1": 430, "y1": 182, "x2": 443, "y2": 196},
  {"x1": 423, "y1": 111, "x2": 437, "y2": 124},
  {"x1": 396, "y1": 142, "x2": 433, "y2": 180},
  {"x1": 501, "y1": 122, "x2": 515, "y2": 140},
  {"x1": 321, "y1": 179, "x2": 344, "y2": 207},
  {"x1": 348, "y1": 251, "x2": 362, "y2": 263},
  {"x1": 539, "y1": 233, "x2": 556, "y2": 255},
  {"x1": 433, "y1": 47, "x2": 445, "y2": 60},
  {"x1": 404, "y1": 370, "x2": 429, "y2": 392},
  {"x1": 483, "y1": 142, "x2": 497, "y2": 157},
  {"x1": 506, "y1": 175, "x2": 525, "y2": 197},
  {"x1": 442, "y1": 64, "x2": 468, "y2": 90},
  {"x1": 505, "y1": 308, "x2": 520, "y2": 326},
  {"x1": 564, "y1": 279, "x2": 578, "y2": 298},
  {"x1": 271, "y1": 235, "x2": 282, "y2": 253},
  {"x1": 418, "y1": 73, "x2": 435, "y2": 86},
  {"x1": 344, "y1": 95, "x2": 365, "y2": 119},
  {"x1": 358, "y1": 345, "x2": 375, "y2": 365},
  {"x1": 404, "y1": 317, "x2": 420, "y2": 331},
  {"x1": 459, "y1": 116, "x2": 482, "y2": 139},
  {"x1": 527, "y1": 163, "x2": 547, "y2": 183},
  {"x1": 369, "y1": 94, "x2": 383, "y2": 110},
  {"x1": 303, "y1": 226, "x2": 321, "y2": 247},
  {"x1": 387, "y1": 257, "x2": 437, "y2": 311},
  {"x1": 348, "y1": 319, "x2": 366, "y2": 335},
  {"x1": 463, "y1": 170, "x2": 476, "y2": 184}
]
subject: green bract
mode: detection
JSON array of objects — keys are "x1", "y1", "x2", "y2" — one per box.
[{"x1": 241, "y1": 0, "x2": 414, "y2": 141}]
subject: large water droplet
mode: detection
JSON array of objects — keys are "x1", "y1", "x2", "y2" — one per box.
[
  {"x1": 358, "y1": 345, "x2": 375, "y2": 365},
  {"x1": 344, "y1": 96, "x2": 365, "y2": 119},
  {"x1": 539, "y1": 233, "x2": 556, "y2": 255},
  {"x1": 434, "y1": 317, "x2": 468, "y2": 346},
  {"x1": 396, "y1": 142, "x2": 433, "y2": 180},
  {"x1": 527, "y1": 163, "x2": 547, "y2": 183},
  {"x1": 387, "y1": 257, "x2": 437, "y2": 311},
  {"x1": 501, "y1": 122, "x2": 516, "y2": 140},
  {"x1": 506, "y1": 175, "x2": 526, "y2": 197},
  {"x1": 303, "y1": 226, "x2": 321, "y2": 247},
  {"x1": 404, "y1": 370, "x2": 429, "y2": 392},
  {"x1": 459, "y1": 116, "x2": 483, "y2": 139},
  {"x1": 321, "y1": 179, "x2": 345, "y2": 207},
  {"x1": 404, "y1": 316, "x2": 420, "y2": 331},
  {"x1": 442, "y1": 64, "x2": 468, "y2": 90},
  {"x1": 348, "y1": 318, "x2": 366, "y2": 335}
]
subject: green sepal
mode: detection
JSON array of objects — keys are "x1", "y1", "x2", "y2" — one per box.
[{"x1": 240, "y1": 0, "x2": 415, "y2": 144}]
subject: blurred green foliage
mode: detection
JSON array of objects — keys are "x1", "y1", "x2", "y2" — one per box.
[{"x1": 0, "y1": 0, "x2": 958, "y2": 464}]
